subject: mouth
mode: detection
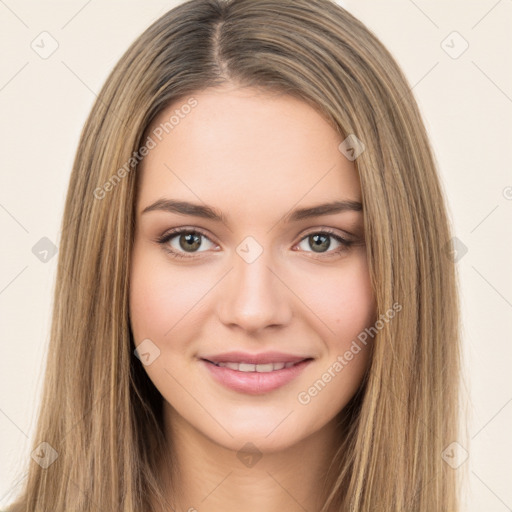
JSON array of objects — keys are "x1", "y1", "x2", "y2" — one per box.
[
  {"x1": 202, "y1": 358, "x2": 313, "y2": 372},
  {"x1": 200, "y1": 357, "x2": 314, "y2": 395}
]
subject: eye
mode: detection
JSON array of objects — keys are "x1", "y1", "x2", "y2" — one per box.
[
  {"x1": 295, "y1": 229, "x2": 354, "y2": 258},
  {"x1": 156, "y1": 228, "x2": 217, "y2": 259},
  {"x1": 156, "y1": 227, "x2": 356, "y2": 260}
]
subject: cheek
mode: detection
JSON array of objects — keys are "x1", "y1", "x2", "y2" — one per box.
[
  {"x1": 292, "y1": 257, "x2": 375, "y2": 416},
  {"x1": 130, "y1": 244, "x2": 183, "y2": 343},
  {"x1": 333, "y1": 261, "x2": 375, "y2": 341},
  {"x1": 129, "y1": 248, "x2": 170, "y2": 340},
  {"x1": 296, "y1": 254, "x2": 376, "y2": 347},
  {"x1": 129, "y1": 244, "x2": 213, "y2": 343}
]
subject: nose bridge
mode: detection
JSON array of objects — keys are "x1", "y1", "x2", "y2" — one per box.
[{"x1": 217, "y1": 240, "x2": 291, "y2": 332}]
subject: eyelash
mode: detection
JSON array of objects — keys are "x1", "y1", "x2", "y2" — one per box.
[{"x1": 155, "y1": 227, "x2": 355, "y2": 261}]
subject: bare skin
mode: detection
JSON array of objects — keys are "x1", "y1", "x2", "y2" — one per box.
[{"x1": 129, "y1": 83, "x2": 376, "y2": 511}]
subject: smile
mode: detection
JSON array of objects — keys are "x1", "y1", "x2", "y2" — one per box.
[
  {"x1": 201, "y1": 358, "x2": 313, "y2": 394},
  {"x1": 206, "y1": 361, "x2": 302, "y2": 372}
]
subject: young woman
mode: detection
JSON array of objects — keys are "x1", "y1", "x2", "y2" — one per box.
[{"x1": 6, "y1": 0, "x2": 462, "y2": 510}]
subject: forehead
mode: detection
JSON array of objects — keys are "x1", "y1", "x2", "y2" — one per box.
[{"x1": 136, "y1": 85, "x2": 361, "y2": 221}]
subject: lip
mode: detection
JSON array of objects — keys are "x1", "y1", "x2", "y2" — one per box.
[
  {"x1": 201, "y1": 351, "x2": 310, "y2": 365},
  {"x1": 200, "y1": 355, "x2": 313, "y2": 395}
]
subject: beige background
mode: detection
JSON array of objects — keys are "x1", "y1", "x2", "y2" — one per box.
[{"x1": 1, "y1": 0, "x2": 511, "y2": 509}]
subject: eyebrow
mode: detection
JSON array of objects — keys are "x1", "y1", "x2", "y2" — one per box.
[{"x1": 141, "y1": 198, "x2": 362, "y2": 223}]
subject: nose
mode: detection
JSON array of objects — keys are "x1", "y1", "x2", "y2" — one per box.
[{"x1": 216, "y1": 248, "x2": 293, "y2": 334}]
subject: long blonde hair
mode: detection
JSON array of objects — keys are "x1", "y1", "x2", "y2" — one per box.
[{"x1": 7, "y1": 0, "x2": 462, "y2": 510}]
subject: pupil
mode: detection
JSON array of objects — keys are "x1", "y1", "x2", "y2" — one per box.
[
  {"x1": 310, "y1": 234, "x2": 330, "y2": 252},
  {"x1": 180, "y1": 233, "x2": 201, "y2": 251}
]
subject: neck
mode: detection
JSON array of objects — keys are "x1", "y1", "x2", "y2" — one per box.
[{"x1": 154, "y1": 403, "x2": 343, "y2": 512}]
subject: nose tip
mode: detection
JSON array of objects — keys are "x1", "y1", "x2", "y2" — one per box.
[{"x1": 216, "y1": 254, "x2": 292, "y2": 333}]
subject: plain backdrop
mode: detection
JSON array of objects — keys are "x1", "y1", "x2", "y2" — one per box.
[{"x1": 1, "y1": 1, "x2": 511, "y2": 510}]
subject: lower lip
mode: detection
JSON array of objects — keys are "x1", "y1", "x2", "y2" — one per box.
[{"x1": 201, "y1": 359, "x2": 312, "y2": 395}]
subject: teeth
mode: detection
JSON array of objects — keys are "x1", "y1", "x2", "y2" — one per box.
[{"x1": 215, "y1": 361, "x2": 298, "y2": 372}]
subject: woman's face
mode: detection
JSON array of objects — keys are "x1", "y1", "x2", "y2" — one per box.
[{"x1": 129, "y1": 84, "x2": 376, "y2": 453}]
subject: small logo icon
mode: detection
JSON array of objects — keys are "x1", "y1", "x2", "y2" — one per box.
[
  {"x1": 134, "y1": 338, "x2": 160, "y2": 366},
  {"x1": 236, "y1": 236, "x2": 263, "y2": 264},
  {"x1": 236, "y1": 442, "x2": 263, "y2": 468},
  {"x1": 443, "y1": 237, "x2": 468, "y2": 263},
  {"x1": 338, "y1": 134, "x2": 365, "y2": 161},
  {"x1": 441, "y1": 441, "x2": 469, "y2": 469},
  {"x1": 31, "y1": 441, "x2": 59, "y2": 468},
  {"x1": 30, "y1": 31, "x2": 59, "y2": 59},
  {"x1": 32, "y1": 237, "x2": 58, "y2": 263},
  {"x1": 441, "y1": 31, "x2": 469, "y2": 59}
]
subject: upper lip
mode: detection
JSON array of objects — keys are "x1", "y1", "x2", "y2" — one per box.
[{"x1": 201, "y1": 351, "x2": 312, "y2": 365}]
